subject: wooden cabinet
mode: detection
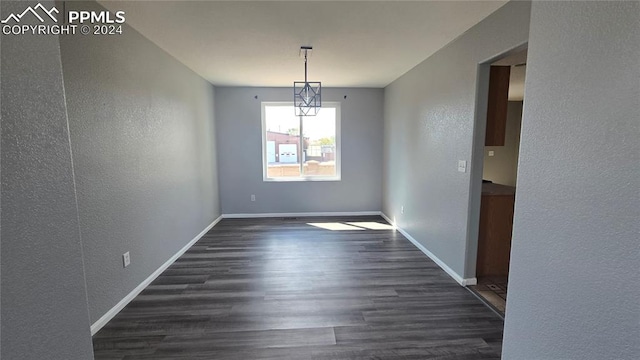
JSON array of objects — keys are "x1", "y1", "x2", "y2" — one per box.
[
  {"x1": 485, "y1": 66, "x2": 511, "y2": 146},
  {"x1": 476, "y1": 183, "x2": 515, "y2": 278}
]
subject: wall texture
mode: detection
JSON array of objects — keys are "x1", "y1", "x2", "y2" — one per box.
[
  {"x1": 382, "y1": 1, "x2": 530, "y2": 279},
  {"x1": 483, "y1": 101, "x2": 522, "y2": 186},
  {"x1": 502, "y1": 1, "x2": 639, "y2": 359},
  {"x1": 216, "y1": 87, "x2": 383, "y2": 214},
  {"x1": 0, "y1": 1, "x2": 95, "y2": 359},
  {"x1": 60, "y1": 1, "x2": 220, "y2": 323}
]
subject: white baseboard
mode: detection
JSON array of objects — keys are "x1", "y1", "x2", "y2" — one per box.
[
  {"x1": 379, "y1": 212, "x2": 396, "y2": 228},
  {"x1": 222, "y1": 211, "x2": 381, "y2": 219},
  {"x1": 90, "y1": 215, "x2": 223, "y2": 335},
  {"x1": 380, "y1": 212, "x2": 475, "y2": 287},
  {"x1": 462, "y1": 277, "x2": 477, "y2": 286}
]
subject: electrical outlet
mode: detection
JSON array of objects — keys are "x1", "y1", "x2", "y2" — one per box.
[
  {"x1": 123, "y1": 251, "x2": 130, "y2": 268},
  {"x1": 401, "y1": 206, "x2": 404, "y2": 214},
  {"x1": 251, "y1": 194, "x2": 256, "y2": 202},
  {"x1": 488, "y1": 150, "x2": 495, "y2": 157}
]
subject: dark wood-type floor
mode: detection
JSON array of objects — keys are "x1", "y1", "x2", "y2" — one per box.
[{"x1": 93, "y1": 216, "x2": 504, "y2": 359}]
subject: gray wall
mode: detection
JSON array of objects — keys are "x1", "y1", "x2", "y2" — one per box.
[
  {"x1": 60, "y1": 1, "x2": 220, "y2": 323},
  {"x1": 0, "y1": 1, "x2": 95, "y2": 359},
  {"x1": 382, "y1": 1, "x2": 530, "y2": 279},
  {"x1": 216, "y1": 87, "x2": 383, "y2": 214},
  {"x1": 503, "y1": 1, "x2": 640, "y2": 359},
  {"x1": 483, "y1": 101, "x2": 522, "y2": 186}
]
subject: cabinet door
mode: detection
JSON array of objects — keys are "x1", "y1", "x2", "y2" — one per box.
[
  {"x1": 485, "y1": 66, "x2": 511, "y2": 146},
  {"x1": 476, "y1": 194, "x2": 515, "y2": 277}
]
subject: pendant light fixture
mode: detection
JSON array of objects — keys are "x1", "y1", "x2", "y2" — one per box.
[{"x1": 294, "y1": 46, "x2": 321, "y2": 116}]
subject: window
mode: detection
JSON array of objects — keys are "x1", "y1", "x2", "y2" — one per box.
[{"x1": 262, "y1": 102, "x2": 340, "y2": 181}]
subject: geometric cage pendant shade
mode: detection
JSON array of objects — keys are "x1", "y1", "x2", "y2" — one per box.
[{"x1": 294, "y1": 46, "x2": 321, "y2": 116}]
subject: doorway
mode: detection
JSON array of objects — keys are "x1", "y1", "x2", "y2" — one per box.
[{"x1": 469, "y1": 48, "x2": 527, "y2": 316}]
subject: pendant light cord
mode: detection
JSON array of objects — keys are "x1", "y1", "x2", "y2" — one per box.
[{"x1": 304, "y1": 50, "x2": 308, "y2": 83}]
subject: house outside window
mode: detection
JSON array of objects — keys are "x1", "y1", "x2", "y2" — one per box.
[{"x1": 261, "y1": 102, "x2": 340, "y2": 181}]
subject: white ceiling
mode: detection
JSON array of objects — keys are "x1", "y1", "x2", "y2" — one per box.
[{"x1": 100, "y1": 1, "x2": 508, "y2": 88}]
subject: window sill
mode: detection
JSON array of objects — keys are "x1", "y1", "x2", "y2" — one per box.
[{"x1": 263, "y1": 176, "x2": 341, "y2": 182}]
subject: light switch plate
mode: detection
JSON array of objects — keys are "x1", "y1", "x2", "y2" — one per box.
[
  {"x1": 488, "y1": 151, "x2": 495, "y2": 157},
  {"x1": 458, "y1": 160, "x2": 467, "y2": 173}
]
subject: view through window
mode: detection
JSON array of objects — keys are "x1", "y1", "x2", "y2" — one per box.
[{"x1": 262, "y1": 102, "x2": 340, "y2": 181}]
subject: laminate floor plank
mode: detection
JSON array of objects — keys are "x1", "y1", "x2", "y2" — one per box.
[{"x1": 93, "y1": 216, "x2": 503, "y2": 359}]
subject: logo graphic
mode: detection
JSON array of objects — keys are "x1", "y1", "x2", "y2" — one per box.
[
  {"x1": 1, "y1": 3, "x2": 59, "y2": 24},
  {"x1": 2, "y1": 2, "x2": 125, "y2": 36}
]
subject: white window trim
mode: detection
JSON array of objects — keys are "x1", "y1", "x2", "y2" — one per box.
[{"x1": 261, "y1": 101, "x2": 341, "y2": 182}]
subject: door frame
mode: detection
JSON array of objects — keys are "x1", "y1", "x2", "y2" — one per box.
[{"x1": 464, "y1": 43, "x2": 528, "y2": 281}]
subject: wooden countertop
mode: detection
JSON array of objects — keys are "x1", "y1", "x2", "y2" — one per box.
[{"x1": 482, "y1": 182, "x2": 516, "y2": 196}]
